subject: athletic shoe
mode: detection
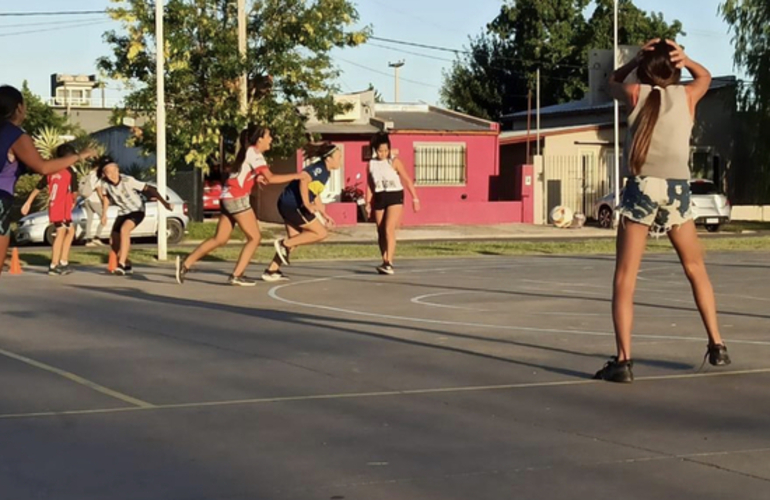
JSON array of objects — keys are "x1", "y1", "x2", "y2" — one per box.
[
  {"x1": 261, "y1": 269, "x2": 289, "y2": 282},
  {"x1": 376, "y1": 263, "x2": 395, "y2": 275},
  {"x1": 85, "y1": 240, "x2": 98, "y2": 248},
  {"x1": 706, "y1": 343, "x2": 731, "y2": 366},
  {"x1": 593, "y1": 357, "x2": 634, "y2": 383},
  {"x1": 58, "y1": 264, "x2": 73, "y2": 275},
  {"x1": 175, "y1": 256, "x2": 189, "y2": 285},
  {"x1": 228, "y1": 274, "x2": 257, "y2": 287},
  {"x1": 93, "y1": 239, "x2": 105, "y2": 247},
  {"x1": 113, "y1": 264, "x2": 128, "y2": 276},
  {"x1": 274, "y1": 239, "x2": 290, "y2": 265},
  {"x1": 124, "y1": 262, "x2": 134, "y2": 275},
  {"x1": 48, "y1": 266, "x2": 64, "y2": 276}
]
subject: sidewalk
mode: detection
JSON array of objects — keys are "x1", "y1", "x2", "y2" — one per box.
[{"x1": 258, "y1": 221, "x2": 616, "y2": 244}]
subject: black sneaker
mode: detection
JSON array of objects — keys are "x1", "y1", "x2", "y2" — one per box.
[
  {"x1": 593, "y1": 357, "x2": 634, "y2": 383},
  {"x1": 175, "y1": 256, "x2": 189, "y2": 284},
  {"x1": 376, "y1": 263, "x2": 394, "y2": 275},
  {"x1": 261, "y1": 269, "x2": 289, "y2": 282},
  {"x1": 48, "y1": 266, "x2": 63, "y2": 276},
  {"x1": 58, "y1": 264, "x2": 73, "y2": 275},
  {"x1": 274, "y1": 239, "x2": 290, "y2": 265},
  {"x1": 228, "y1": 274, "x2": 257, "y2": 287},
  {"x1": 113, "y1": 264, "x2": 128, "y2": 276},
  {"x1": 706, "y1": 343, "x2": 731, "y2": 366}
]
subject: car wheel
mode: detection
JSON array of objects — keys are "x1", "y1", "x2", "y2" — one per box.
[
  {"x1": 598, "y1": 206, "x2": 613, "y2": 229},
  {"x1": 705, "y1": 224, "x2": 720, "y2": 233},
  {"x1": 44, "y1": 225, "x2": 57, "y2": 246},
  {"x1": 163, "y1": 218, "x2": 185, "y2": 244}
]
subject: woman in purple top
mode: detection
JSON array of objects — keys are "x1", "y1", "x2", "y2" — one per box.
[{"x1": 0, "y1": 85, "x2": 96, "y2": 277}]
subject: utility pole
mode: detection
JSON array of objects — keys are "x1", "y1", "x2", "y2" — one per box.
[
  {"x1": 156, "y1": 0, "x2": 167, "y2": 261},
  {"x1": 613, "y1": 0, "x2": 621, "y2": 219},
  {"x1": 238, "y1": 0, "x2": 248, "y2": 115},
  {"x1": 389, "y1": 60, "x2": 404, "y2": 102},
  {"x1": 536, "y1": 68, "x2": 541, "y2": 156}
]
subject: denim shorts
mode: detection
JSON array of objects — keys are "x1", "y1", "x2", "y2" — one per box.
[{"x1": 617, "y1": 176, "x2": 692, "y2": 232}]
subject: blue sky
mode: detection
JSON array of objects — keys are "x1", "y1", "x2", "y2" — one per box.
[{"x1": 1, "y1": 0, "x2": 738, "y2": 107}]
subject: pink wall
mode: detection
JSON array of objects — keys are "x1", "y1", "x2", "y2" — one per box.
[{"x1": 300, "y1": 132, "x2": 530, "y2": 226}]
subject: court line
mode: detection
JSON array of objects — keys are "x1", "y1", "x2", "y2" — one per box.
[
  {"x1": 2, "y1": 367, "x2": 770, "y2": 421},
  {"x1": 0, "y1": 347, "x2": 153, "y2": 408},
  {"x1": 410, "y1": 291, "x2": 488, "y2": 311},
  {"x1": 266, "y1": 273, "x2": 770, "y2": 346}
]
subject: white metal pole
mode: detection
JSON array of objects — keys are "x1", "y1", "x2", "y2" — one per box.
[
  {"x1": 156, "y1": 0, "x2": 168, "y2": 261},
  {"x1": 389, "y1": 61, "x2": 404, "y2": 103},
  {"x1": 394, "y1": 66, "x2": 400, "y2": 103},
  {"x1": 536, "y1": 68, "x2": 541, "y2": 155},
  {"x1": 613, "y1": 0, "x2": 621, "y2": 217},
  {"x1": 238, "y1": 0, "x2": 248, "y2": 114}
]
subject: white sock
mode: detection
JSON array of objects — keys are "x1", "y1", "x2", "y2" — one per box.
[{"x1": 60, "y1": 261, "x2": 68, "y2": 266}]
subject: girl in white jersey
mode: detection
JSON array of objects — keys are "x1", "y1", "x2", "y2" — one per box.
[
  {"x1": 175, "y1": 125, "x2": 301, "y2": 286},
  {"x1": 365, "y1": 132, "x2": 420, "y2": 275},
  {"x1": 594, "y1": 39, "x2": 730, "y2": 383}
]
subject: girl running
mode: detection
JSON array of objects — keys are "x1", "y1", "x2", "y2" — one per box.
[
  {"x1": 0, "y1": 85, "x2": 95, "y2": 278},
  {"x1": 365, "y1": 132, "x2": 420, "y2": 275},
  {"x1": 594, "y1": 39, "x2": 730, "y2": 383},
  {"x1": 21, "y1": 144, "x2": 80, "y2": 275},
  {"x1": 96, "y1": 157, "x2": 173, "y2": 276},
  {"x1": 175, "y1": 125, "x2": 301, "y2": 286},
  {"x1": 262, "y1": 142, "x2": 342, "y2": 281}
]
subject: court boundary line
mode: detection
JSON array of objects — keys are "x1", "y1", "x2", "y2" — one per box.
[
  {"x1": 2, "y1": 367, "x2": 770, "y2": 421},
  {"x1": 0, "y1": 347, "x2": 153, "y2": 408}
]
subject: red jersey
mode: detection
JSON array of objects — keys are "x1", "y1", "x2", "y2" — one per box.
[
  {"x1": 221, "y1": 148, "x2": 269, "y2": 200},
  {"x1": 37, "y1": 168, "x2": 77, "y2": 223}
]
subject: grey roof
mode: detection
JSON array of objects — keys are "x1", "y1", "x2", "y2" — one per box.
[
  {"x1": 375, "y1": 106, "x2": 494, "y2": 132},
  {"x1": 503, "y1": 76, "x2": 738, "y2": 119}
]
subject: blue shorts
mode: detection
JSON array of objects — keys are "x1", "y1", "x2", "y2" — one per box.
[
  {"x1": 277, "y1": 200, "x2": 318, "y2": 230},
  {"x1": 617, "y1": 176, "x2": 692, "y2": 232}
]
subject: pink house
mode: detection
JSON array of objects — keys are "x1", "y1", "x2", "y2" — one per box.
[{"x1": 256, "y1": 91, "x2": 534, "y2": 226}]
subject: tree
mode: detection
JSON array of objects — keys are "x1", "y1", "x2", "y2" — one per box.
[
  {"x1": 441, "y1": 0, "x2": 683, "y2": 121},
  {"x1": 721, "y1": 0, "x2": 770, "y2": 201},
  {"x1": 20, "y1": 81, "x2": 72, "y2": 136},
  {"x1": 98, "y1": 0, "x2": 369, "y2": 170}
]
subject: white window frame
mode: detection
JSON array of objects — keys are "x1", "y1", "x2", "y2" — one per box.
[{"x1": 413, "y1": 141, "x2": 467, "y2": 187}]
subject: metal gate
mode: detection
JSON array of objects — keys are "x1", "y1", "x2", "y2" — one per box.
[{"x1": 543, "y1": 154, "x2": 614, "y2": 218}]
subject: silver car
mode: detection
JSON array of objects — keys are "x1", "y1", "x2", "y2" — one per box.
[
  {"x1": 592, "y1": 179, "x2": 731, "y2": 232},
  {"x1": 15, "y1": 186, "x2": 189, "y2": 246}
]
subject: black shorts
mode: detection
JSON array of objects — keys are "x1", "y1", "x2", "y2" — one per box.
[
  {"x1": 277, "y1": 201, "x2": 317, "y2": 230},
  {"x1": 372, "y1": 190, "x2": 404, "y2": 211},
  {"x1": 0, "y1": 194, "x2": 13, "y2": 237},
  {"x1": 112, "y1": 211, "x2": 145, "y2": 234}
]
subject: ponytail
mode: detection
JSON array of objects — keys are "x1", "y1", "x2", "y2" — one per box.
[
  {"x1": 303, "y1": 141, "x2": 337, "y2": 160},
  {"x1": 233, "y1": 124, "x2": 268, "y2": 172},
  {"x1": 629, "y1": 87, "x2": 662, "y2": 175}
]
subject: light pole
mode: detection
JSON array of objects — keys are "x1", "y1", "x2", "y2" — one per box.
[
  {"x1": 612, "y1": 0, "x2": 621, "y2": 220},
  {"x1": 156, "y1": 0, "x2": 168, "y2": 261},
  {"x1": 389, "y1": 60, "x2": 404, "y2": 102},
  {"x1": 238, "y1": 0, "x2": 248, "y2": 115}
]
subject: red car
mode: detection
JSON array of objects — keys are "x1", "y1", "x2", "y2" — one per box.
[{"x1": 203, "y1": 181, "x2": 223, "y2": 214}]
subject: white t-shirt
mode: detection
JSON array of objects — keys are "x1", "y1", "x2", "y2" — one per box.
[
  {"x1": 101, "y1": 175, "x2": 147, "y2": 215},
  {"x1": 368, "y1": 159, "x2": 403, "y2": 193}
]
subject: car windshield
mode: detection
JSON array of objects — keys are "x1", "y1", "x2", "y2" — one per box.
[{"x1": 689, "y1": 181, "x2": 719, "y2": 195}]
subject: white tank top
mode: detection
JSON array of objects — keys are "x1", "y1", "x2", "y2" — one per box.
[{"x1": 369, "y1": 159, "x2": 403, "y2": 193}]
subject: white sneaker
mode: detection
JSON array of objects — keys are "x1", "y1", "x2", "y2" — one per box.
[{"x1": 273, "y1": 239, "x2": 290, "y2": 265}]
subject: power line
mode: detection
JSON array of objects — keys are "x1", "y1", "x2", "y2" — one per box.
[
  {"x1": 336, "y1": 58, "x2": 440, "y2": 89},
  {"x1": 0, "y1": 18, "x2": 107, "y2": 30},
  {"x1": 0, "y1": 20, "x2": 111, "y2": 38},
  {"x1": 0, "y1": 10, "x2": 106, "y2": 17}
]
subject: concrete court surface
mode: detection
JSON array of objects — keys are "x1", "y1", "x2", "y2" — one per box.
[{"x1": 1, "y1": 251, "x2": 770, "y2": 500}]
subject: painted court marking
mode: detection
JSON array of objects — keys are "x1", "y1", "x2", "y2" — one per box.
[
  {"x1": 2, "y1": 367, "x2": 770, "y2": 421},
  {"x1": 267, "y1": 267, "x2": 770, "y2": 347},
  {"x1": 0, "y1": 347, "x2": 153, "y2": 408}
]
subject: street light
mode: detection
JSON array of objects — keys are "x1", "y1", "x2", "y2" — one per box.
[{"x1": 388, "y1": 60, "x2": 404, "y2": 102}]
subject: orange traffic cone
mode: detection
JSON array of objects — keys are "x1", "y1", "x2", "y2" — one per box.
[
  {"x1": 9, "y1": 248, "x2": 22, "y2": 275},
  {"x1": 107, "y1": 250, "x2": 118, "y2": 273}
]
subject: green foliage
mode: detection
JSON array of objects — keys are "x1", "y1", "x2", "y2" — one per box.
[
  {"x1": 98, "y1": 0, "x2": 370, "y2": 171},
  {"x1": 721, "y1": 0, "x2": 770, "y2": 201},
  {"x1": 20, "y1": 81, "x2": 72, "y2": 136},
  {"x1": 441, "y1": 0, "x2": 684, "y2": 120}
]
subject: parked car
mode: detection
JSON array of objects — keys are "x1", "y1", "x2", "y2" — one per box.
[
  {"x1": 15, "y1": 186, "x2": 189, "y2": 246},
  {"x1": 592, "y1": 179, "x2": 731, "y2": 232},
  {"x1": 203, "y1": 181, "x2": 223, "y2": 214}
]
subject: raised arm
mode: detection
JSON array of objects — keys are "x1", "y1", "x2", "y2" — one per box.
[
  {"x1": 667, "y1": 40, "x2": 711, "y2": 114},
  {"x1": 11, "y1": 135, "x2": 94, "y2": 176},
  {"x1": 608, "y1": 38, "x2": 660, "y2": 107}
]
